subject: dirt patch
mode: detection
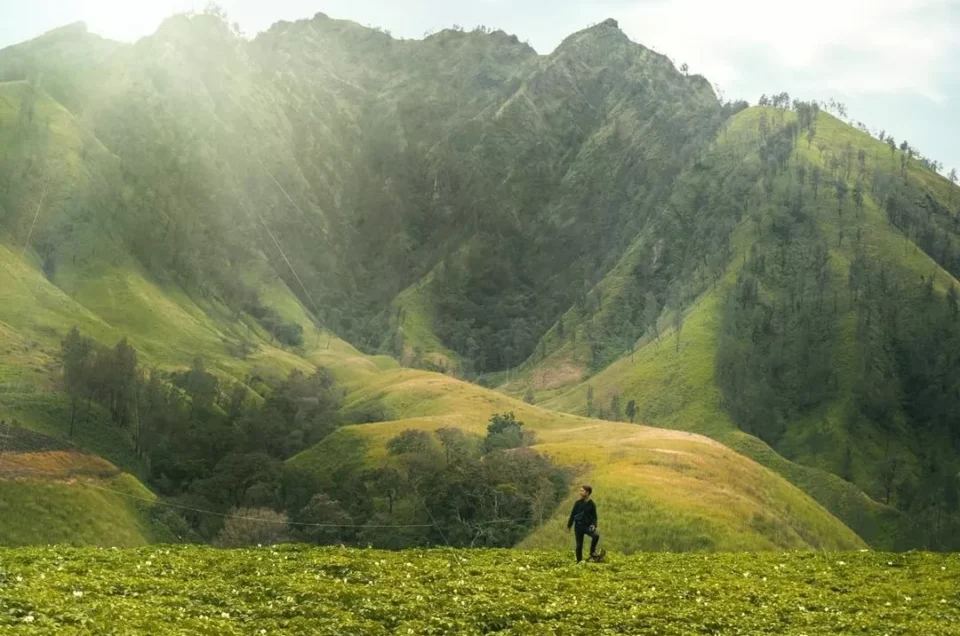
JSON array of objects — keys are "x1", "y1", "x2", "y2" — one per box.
[
  {"x1": 622, "y1": 426, "x2": 724, "y2": 448},
  {"x1": 646, "y1": 448, "x2": 697, "y2": 457},
  {"x1": 532, "y1": 363, "x2": 585, "y2": 390}
]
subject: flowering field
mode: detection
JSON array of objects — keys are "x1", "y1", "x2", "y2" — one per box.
[{"x1": 0, "y1": 546, "x2": 957, "y2": 634}]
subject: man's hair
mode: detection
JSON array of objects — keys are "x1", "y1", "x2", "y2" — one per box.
[{"x1": 582, "y1": 485, "x2": 593, "y2": 495}]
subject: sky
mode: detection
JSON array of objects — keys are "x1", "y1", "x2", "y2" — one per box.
[{"x1": 2, "y1": 0, "x2": 958, "y2": 176}]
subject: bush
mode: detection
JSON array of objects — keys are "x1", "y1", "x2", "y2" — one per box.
[
  {"x1": 296, "y1": 494, "x2": 353, "y2": 545},
  {"x1": 213, "y1": 507, "x2": 290, "y2": 548}
]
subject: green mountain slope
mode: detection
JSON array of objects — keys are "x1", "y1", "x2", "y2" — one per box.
[{"x1": 507, "y1": 105, "x2": 960, "y2": 549}]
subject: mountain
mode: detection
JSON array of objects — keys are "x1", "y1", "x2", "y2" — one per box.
[
  {"x1": 504, "y1": 106, "x2": 960, "y2": 548},
  {"x1": 0, "y1": 11, "x2": 958, "y2": 550}
]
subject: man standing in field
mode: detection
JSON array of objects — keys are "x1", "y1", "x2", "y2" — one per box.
[{"x1": 567, "y1": 485, "x2": 600, "y2": 563}]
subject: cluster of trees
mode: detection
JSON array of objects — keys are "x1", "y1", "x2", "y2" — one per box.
[
  {"x1": 213, "y1": 412, "x2": 571, "y2": 549},
  {"x1": 584, "y1": 386, "x2": 638, "y2": 423},
  {"x1": 849, "y1": 253, "x2": 960, "y2": 549},
  {"x1": 60, "y1": 327, "x2": 342, "y2": 539},
  {"x1": 60, "y1": 329, "x2": 570, "y2": 547},
  {"x1": 716, "y1": 111, "x2": 836, "y2": 445}
]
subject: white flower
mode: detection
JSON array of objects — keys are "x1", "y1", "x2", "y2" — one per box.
[
  {"x1": 145, "y1": 561, "x2": 152, "y2": 567},
  {"x1": 22, "y1": 616, "x2": 35, "y2": 623},
  {"x1": 836, "y1": 561, "x2": 846, "y2": 566},
  {"x1": 260, "y1": 631, "x2": 267, "y2": 635},
  {"x1": 904, "y1": 597, "x2": 912, "y2": 602},
  {"x1": 16, "y1": 575, "x2": 23, "y2": 582},
  {"x1": 73, "y1": 591, "x2": 83, "y2": 598},
  {"x1": 220, "y1": 612, "x2": 230, "y2": 619},
  {"x1": 885, "y1": 602, "x2": 892, "y2": 607}
]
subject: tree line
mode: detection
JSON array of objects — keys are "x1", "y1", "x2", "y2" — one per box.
[{"x1": 216, "y1": 412, "x2": 571, "y2": 548}]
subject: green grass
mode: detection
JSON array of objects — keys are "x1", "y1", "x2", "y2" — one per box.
[
  {"x1": 0, "y1": 474, "x2": 168, "y2": 547},
  {"x1": 0, "y1": 545, "x2": 956, "y2": 634},
  {"x1": 387, "y1": 274, "x2": 461, "y2": 372}
]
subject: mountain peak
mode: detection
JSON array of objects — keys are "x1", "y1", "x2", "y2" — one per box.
[{"x1": 600, "y1": 18, "x2": 619, "y2": 29}]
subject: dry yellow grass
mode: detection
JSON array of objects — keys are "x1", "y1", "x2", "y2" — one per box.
[{"x1": 0, "y1": 451, "x2": 119, "y2": 479}]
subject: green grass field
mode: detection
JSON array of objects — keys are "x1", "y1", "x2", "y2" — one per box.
[
  {"x1": 0, "y1": 474, "x2": 169, "y2": 547},
  {"x1": 0, "y1": 546, "x2": 956, "y2": 634}
]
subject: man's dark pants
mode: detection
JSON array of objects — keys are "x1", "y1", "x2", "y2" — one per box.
[{"x1": 574, "y1": 526, "x2": 599, "y2": 562}]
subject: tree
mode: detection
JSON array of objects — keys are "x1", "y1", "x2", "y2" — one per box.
[
  {"x1": 435, "y1": 427, "x2": 472, "y2": 465},
  {"x1": 887, "y1": 137, "x2": 896, "y2": 156},
  {"x1": 853, "y1": 181, "x2": 864, "y2": 216},
  {"x1": 213, "y1": 508, "x2": 290, "y2": 547},
  {"x1": 297, "y1": 494, "x2": 353, "y2": 544},
  {"x1": 644, "y1": 292, "x2": 660, "y2": 342},
  {"x1": 387, "y1": 429, "x2": 433, "y2": 455},
  {"x1": 673, "y1": 304, "x2": 684, "y2": 353},
  {"x1": 61, "y1": 327, "x2": 93, "y2": 438},
  {"x1": 524, "y1": 387, "x2": 536, "y2": 405},
  {"x1": 364, "y1": 468, "x2": 402, "y2": 514},
  {"x1": 610, "y1": 393, "x2": 622, "y2": 421},
  {"x1": 949, "y1": 168, "x2": 958, "y2": 205},
  {"x1": 811, "y1": 165, "x2": 822, "y2": 200},
  {"x1": 184, "y1": 357, "x2": 218, "y2": 416},
  {"x1": 680, "y1": 62, "x2": 689, "y2": 75},
  {"x1": 835, "y1": 180, "x2": 848, "y2": 217},
  {"x1": 877, "y1": 456, "x2": 903, "y2": 505},
  {"x1": 625, "y1": 399, "x2": 637, "y2": 423},
  {"x1": 586, "y1": 385, "x2": 594, "y2": 417},
  {"x1": 484, "y1": 412, "x2": 533, "y2": 452}
]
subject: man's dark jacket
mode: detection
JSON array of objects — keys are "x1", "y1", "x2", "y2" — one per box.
[{"x1": 567, "y1": 499, "x2": 597, "y2": 530}]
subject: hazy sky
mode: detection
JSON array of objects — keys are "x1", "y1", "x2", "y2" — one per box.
[{"x1": 2, "y1": 0, "x2": 958, "y2": 175}]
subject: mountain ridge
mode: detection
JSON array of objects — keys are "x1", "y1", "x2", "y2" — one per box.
[{"x1": 0, "y1": 10, "x2": 958, "y2": 550}]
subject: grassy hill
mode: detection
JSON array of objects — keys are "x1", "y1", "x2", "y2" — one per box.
[
  {"x1": 291, "y1": 361, "x2": 864, "y2": 552},
  {"x1": 1, "y1": 546, "x2": 956, "y2": 634},
  {"x1": 0, "y1": 426, "x2": 172, "y2": 546}
]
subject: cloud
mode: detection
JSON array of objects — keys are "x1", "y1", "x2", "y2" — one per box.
[{"x1": 611, "y1": 0, "x2": 958, "y2": 103}]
